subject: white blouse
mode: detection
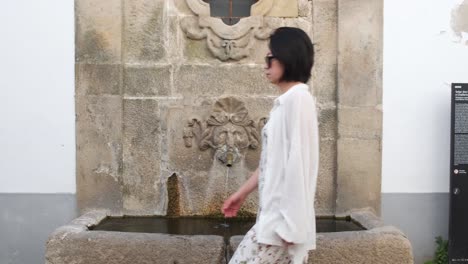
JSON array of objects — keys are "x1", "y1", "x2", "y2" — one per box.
[{"x1": 255, "y1": 83, "x2": 320, "y2": 264}]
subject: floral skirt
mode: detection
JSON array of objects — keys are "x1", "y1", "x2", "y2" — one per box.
[{"x1": 228, "y1": 223, "x2": 293, "y2": 264}]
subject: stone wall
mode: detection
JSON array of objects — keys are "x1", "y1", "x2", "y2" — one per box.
[{"x1": 75, "y1": 0, "x2": 383, "y2": 217}]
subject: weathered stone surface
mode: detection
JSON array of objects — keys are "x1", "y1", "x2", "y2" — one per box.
[
  {"x1": 47, "y1": 210, "x2": 412, "y2": 263},
  {"x1": 312, "y1": 0, "x2": 338, "y2": 104},
  {"x1": 236, "y1": 17, "x2": 283, "y2": 65},
  {"x1": 123, "y1": 65, "x2": 172, "y2": 96},
  {"x1": 47, "y1": 232, "x2": 225, "y2": 264},
  {"x1": 165, "y1": 103, "x2": 224, "y2": 216},
  {"x1": 334, "y1": 0, "x2": 383, "y2": 218},
  {"x1": 75, "y1": 0, "x2": 122, "y2": 63},
  {"x1": 251, "y1": 0, "x2": 299, "y2": 17},
  {"x1": 336, "y1": 139, "x2": 382, "y2": 215},
  {"x1": 298, "y1": 0, "x2": 313, "y2": 17},
  {"x1": 346, "y1": 208, "x2": 384, "y2": 229},
  {"x1": 123, "y1": 0, "x2": 166, "y2": 63},
  {"x1": 229, "y1": 235, "x2": 244, "y2": 259},
  {"x1": 181, "y1": 0, "x2": 210, "y2": 16},
  {"x1": 315, "y1": 140, "x2": 336, "y2": 216},
  {"x1": 338, "y1": 0, "x2": 383, "y2": 107},
  {"x1": 183, "y1": 35, "x2": 220, "y2": 63},
  {"x1": 249, "y1": 40, "x2": 271, "y2": 65},
  {"x1": 46, "y1": 211, "x2": 226, "y2": 264},
  {"x1": 47, "y1": 210, "x2": 413, "y2": 264},
  {"x1": 307, "y1": 226, "x2": 413, "y2": 263},
  {"x1": 76, "y1": 96, "x2": 123, "y2": 214},
  {"x1": 76, "y1": 63, "x2": 121, "y2": 96},
  {"x1": 165, "y1": 101, "x2": 220, "y2": 172},
  {"x1": 312, "y1": 62, "x2": 337, "y2": 104},
  {"x1": 174, "y1": 65, "x2": 277, "y2": 97},
  {"x1": 163, "y1": 97, "x2": 273, "y2": 216},
  {"x1": 240, "y1": 34, "x2": 274, "y2": 65},
  {"x1": 122, "y1": 99, "x2": 163, "y2": 215},
  {"x1": 167, "y1": 15, "x2": 184, "y2": 61},
  {"x1": 283, "y1": 17, "x2": 313, "y2": 37},
  {"x1": 180, "y1": 14, "x2": 275, "y2": 62},
  {"x1": 169, "y1": 0, "x2": 194, "y2": 16},
  {"x1": 338, "y1": 106, "x2": 382, "y2": 139},
  {"x1": 318, "y1": 106, "x2": 337, "y2": 140},
  {"x1": 180, "y1": 10, "x2": 277, "y2": 62},
  {"x1": 69, "y1": 209, "x2": 110, "y2": 227},
  {"x1": 312, "y1": 0, "x2": 338, "y2": 63}
]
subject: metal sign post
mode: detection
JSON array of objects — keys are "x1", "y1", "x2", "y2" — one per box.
[{"x1": 449, "y1": 83, "x2": 468, "y2": 263}]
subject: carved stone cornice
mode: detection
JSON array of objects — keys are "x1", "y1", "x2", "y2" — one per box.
[{"x1": 180, "y1": 0, "x2": 276, "y2": 61}]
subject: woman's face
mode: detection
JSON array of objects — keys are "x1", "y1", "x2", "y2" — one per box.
[{"x1": 264, "y1": 50, "x2": 284, "y2": 85}]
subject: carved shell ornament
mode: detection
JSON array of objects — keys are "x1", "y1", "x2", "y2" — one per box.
[
  {"x1": 183, "y1": 97, "x2": 268, "y2": 166},
  {"x1": 180, "y1": 0, "x2": 278, "y2": 61}
]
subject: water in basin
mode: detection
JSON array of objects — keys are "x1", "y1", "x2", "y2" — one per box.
[{"x1": 89, "y1": 216, "x2": 366, "y2": 243}]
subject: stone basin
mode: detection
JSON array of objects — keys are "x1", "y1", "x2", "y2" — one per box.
[{"x1": 45, "y1": 208, "x2": 413, "y2": 264}]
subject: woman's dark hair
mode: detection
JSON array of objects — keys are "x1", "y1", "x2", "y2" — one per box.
[{"x1": 268, "y1": 27, "x2": 314, "y2": 83}]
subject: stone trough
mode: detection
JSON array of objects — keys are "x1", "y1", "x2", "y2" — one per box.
[{"x1": 45, "y1": 208, "x2": 413, "y2": 264}]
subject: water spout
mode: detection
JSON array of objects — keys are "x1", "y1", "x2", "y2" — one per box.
[
  {"x1": 226, "y1": 152, "x2": 234, "y2": 167},
  {"x1": 222, "y1": 166, "x2": 230, "y2": 228}
]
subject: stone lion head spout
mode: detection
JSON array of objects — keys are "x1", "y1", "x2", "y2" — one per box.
[{"x1": 183, "y1": 97, "x2": 262, "y2": 167}]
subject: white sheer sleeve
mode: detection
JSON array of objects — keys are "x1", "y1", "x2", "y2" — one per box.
[{"x1": 274, "y1": 90, "x2": 320, "y2": 243}]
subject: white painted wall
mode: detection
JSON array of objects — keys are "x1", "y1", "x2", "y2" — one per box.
[
  {"x1": 0, "y1": 0, "x2": 467, "y2": 193},
  {"x1": 0, "y1": 0, "x2": 75, "y2": 193},
  {"x1": 382, "y1": 0, "x2": 468, "y2": 192}
]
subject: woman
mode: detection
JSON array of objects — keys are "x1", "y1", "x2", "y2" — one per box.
[{"x1": 221, "y1": 27, "x2": 320, "y2": 264}]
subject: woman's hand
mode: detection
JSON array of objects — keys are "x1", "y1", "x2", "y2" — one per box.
[
  {"x1": 222, "y1": 168, "x2": 259, "y2": 218},
  {"x1": 222, "y1": 191, "x2": 246, "y2": 217}
]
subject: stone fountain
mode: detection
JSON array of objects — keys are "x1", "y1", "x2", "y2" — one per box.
[{"x1": 46, "y1": 0, "x2": 414, "y2": 263}]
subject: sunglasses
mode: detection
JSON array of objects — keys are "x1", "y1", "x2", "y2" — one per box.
[{"x1": 265, "y1": 55, "x2": 276, "y2": 68}]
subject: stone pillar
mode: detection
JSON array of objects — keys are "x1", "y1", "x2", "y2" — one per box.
[
  {"x1": 75, "y1": 0, "x2": 124, "y2": 214},
  {"x1": 336, "y1": 0, "x2": 383, "y2": 216},
  {"x1": 312, "y1": 0, "x2": 339, "y2": 216}
]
